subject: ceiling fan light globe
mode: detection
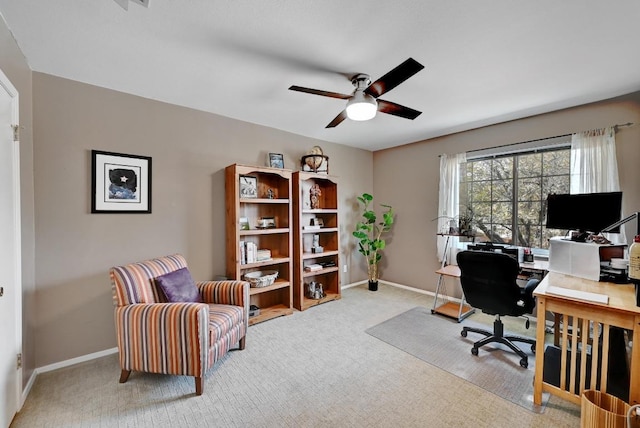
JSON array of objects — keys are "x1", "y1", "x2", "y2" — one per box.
[{"x1": 346, "y1": 92, "x2": 377, "y2": 121}]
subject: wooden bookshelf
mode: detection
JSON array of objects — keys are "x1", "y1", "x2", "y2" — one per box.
[
  {"x1": 225, "y1": 164, "x2": 293, "y2": 325},
  {"x1": 292, "y1": 171, "x2": 341, "y2": 311}
]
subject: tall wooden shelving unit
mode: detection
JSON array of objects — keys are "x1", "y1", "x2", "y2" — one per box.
[
  {"x1": 225, "y1": 164, "x2": 293, "y2": 325},
  {"x1": 292, "y1": 171, "x2": 341, "y2": 311}
]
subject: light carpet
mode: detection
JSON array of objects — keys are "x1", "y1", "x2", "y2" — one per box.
[
  {"x1": 12, "y1": 284, "x2": 580, "y2": 427},
  {"x1": 366, "y1": 306, "x2": 550, "y2": 413}
]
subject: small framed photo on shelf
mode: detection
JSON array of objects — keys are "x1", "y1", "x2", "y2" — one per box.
[
  {"x1": 268, "y1": 153, "x2": 284, "y2": 169},
  {"x1": 239, "y1": 175, "x2": 257, "y2": 198},
  {"x1": 239, "y1": 217, "x2": 250, "y2": 230},
  {"x1": 258, "y1": 216, "x2": 276, "y2": 229},
  {"x1": 311, "y1": 217, "x2": 324, "y2": 227}
]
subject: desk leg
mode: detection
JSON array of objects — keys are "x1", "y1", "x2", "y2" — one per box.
[
  {"x1": 533, "y1": 297, "x2": 547, "y2": 406},
  {"x1": 431, "y1": 274, "x2": 445, "y2": 313},
  {"x1": 630, "y1": 314, "x2": 640, "y2": 406}
]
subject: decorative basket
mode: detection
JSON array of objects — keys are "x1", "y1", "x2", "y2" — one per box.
[{"x1": 244, "y1": 270, "x2": 279, "y2": 288}]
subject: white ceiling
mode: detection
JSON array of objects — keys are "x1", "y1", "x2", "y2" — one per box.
[{"x1": 1, "y1": 1, "x2": 640, "y2": 151}]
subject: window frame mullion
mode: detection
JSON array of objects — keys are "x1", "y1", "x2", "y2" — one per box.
[{"x1": 512, "y1": 155, "x2": 519, "y2": 247}]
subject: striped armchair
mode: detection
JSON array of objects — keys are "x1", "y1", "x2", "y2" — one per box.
[{"x1": 110, "y1": 254, "x2": 249, "y2": 395}]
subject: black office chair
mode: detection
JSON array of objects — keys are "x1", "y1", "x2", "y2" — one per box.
[{"x1": 456, "y1": 250, "x2": 538, "y2": 368}]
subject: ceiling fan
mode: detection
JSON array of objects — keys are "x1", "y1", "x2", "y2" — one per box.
[
  {"x1": 288, "y1": 58, "x2": 424, "y2": 128},
  {"x1": 113, "y1": 0, "x2": 149, "y2": 11}
]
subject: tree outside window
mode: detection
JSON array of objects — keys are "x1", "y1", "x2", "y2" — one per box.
[{"x1": 460, "y1": 148, "x2": 570, "y2": 249}]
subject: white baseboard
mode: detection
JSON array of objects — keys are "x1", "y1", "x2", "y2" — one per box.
[
  {"x1": 342, "y1": 279, "x2": 444, "y2": 300},
  {"x1": 21, "y1": 370, "x2": 36, "y2": 408},
  {"x1": 378, "y1": 279, "x2": 439, "y2": 298},
  {"x1": 36, "y1": 347, "x2": 118, "y2": 374},
  {"x1": 341, "y1": 280, "x2": 367, "y2": 289}
]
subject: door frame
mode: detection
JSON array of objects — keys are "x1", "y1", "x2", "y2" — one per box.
[{"x1": 0, "y1": 66, "x2": 23, "y2": 423}]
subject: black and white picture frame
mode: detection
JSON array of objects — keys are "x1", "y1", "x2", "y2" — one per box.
[
  {"x1": 91, "y1": 150, "x2": 152, "y2": 213},
  {"x1": 268, "y1": 153, "x2": 285, "y2": 169},
  {"x1": 239, "y1": 175, "x2": 258, "y2": 198}
]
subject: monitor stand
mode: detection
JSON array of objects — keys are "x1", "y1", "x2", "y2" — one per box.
[{"x1": 569, "y1": 230, "x2": 590, "y2": 243}]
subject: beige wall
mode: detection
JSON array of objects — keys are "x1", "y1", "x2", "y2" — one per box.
[
  {"x1": 32, "y1": 72, "x2": 372, "y2": 367},
  {"x1": 374, "y1": 92, "x2": 640, "y2": 294},
  {"x1": 0, "y1": 15, "x2": 37, "y2": 387}
]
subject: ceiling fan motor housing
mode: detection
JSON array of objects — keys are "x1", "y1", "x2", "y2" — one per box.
[{"x1": 351, "y1": 73, "x2": 371, "y2": 90}]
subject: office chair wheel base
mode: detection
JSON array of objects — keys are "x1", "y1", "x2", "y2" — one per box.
[
  {"x1": 520, "y1": 358, "x2": 528, "y2": 369},
  {"x1": 461, "y1": 330, "x2": 468, "y2": 338},
  {"x1": 471, "y1": 347, "x2": 479, "y2": 356}
]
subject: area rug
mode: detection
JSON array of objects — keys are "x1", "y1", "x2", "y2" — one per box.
[{"x1": 365, "y1": 306, "x2": 549, "y2": 413}]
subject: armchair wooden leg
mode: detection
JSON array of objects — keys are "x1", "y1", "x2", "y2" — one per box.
[
  {"x1": 195, "y1": 376, "x2": 203, "y2": 396},
  {"x1": 119, "y1": 369, "x2": 131, "y2": 383},
  {"x1": 239, "y1": 336, "x2": 246, "y2": 350}
]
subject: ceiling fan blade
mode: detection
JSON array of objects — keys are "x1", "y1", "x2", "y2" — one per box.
[
  {"x1": 289, "y1": 86, "x2": 351, "y2": 100},
  {"x1": 365, "y1": 58, "x2": 425, "y2": 98},
  {"x1": 377, "y1": 99, "x2": 422, "y2": 120},
  {"x1": 326, "y1": 110, "x2": 348, "y2": 128}
]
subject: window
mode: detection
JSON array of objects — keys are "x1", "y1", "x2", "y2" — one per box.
[{"x1": 460, "y1": 147, "x2": 570, "y2": 249}]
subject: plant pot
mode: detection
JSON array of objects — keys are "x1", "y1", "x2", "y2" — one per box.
[{"x1": 368, "y1": 280, "x2": 378, "y2": 291}]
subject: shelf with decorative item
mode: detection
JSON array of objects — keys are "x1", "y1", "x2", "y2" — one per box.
[
  {"x1": 299, "y1": 268, "x2": 340, "y2": 311},
  {"x1": 247, "y1": 279, "x2": 291, "y2": 296},
  {"x1": 301, "y1": 249, "x2": 339, "y2": 260},
  {"x1": 293, "y1": 171, "x2": 340, "y2": 311},
  {"x1": 303, "y1": 266, "x2": 339, "y2": 278},
  {"x1": 248, "y1": 304, "x2": 293, "y2": 325},
  {"x1": 240, "y1": 228, "x2": 290, "y2": 236},
  {"x1": 226, "y1": 163, "x2": 293, "y2": 325}
]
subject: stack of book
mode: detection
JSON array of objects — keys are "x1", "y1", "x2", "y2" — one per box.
[
  {"x1": 239, "y1": 241, "x2": 258, "y2": 264},
  {"x1": 304, "y1": 263, "x2": 323, "y2": 272},
  {"x1": 240, "y1": 242, "x2": 273, "y2": 264},
  {"x1": 256, "y1": 249, "x2": 272, "y2": 262}
]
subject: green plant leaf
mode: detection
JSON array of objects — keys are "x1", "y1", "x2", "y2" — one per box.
[
  {"x1": 363, "y1": 210, "x2": 376, "y2": 223},
  {"x1": 353, "y1": 231, "x2": 367, "y2": 239}
]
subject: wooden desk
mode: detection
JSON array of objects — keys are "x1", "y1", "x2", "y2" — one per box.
[
  {"x1": 533, "y1": 272, "x2": 640, "y2": 406},
  {"x1": 431, "y1": 265, "x2": 475, "y2": 322}
]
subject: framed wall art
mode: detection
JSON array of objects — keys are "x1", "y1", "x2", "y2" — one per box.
[{"x1": 91, "y1": 150, "x2": 152, "y2": 213}]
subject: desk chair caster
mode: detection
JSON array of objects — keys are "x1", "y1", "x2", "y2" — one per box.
[{"x1": 461, "y1": 333, "x2": 532, "y2": 368}]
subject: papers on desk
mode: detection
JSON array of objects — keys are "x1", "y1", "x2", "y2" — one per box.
[{"x1": 546, "y1": 285, "x2": 609, "y2": 304}]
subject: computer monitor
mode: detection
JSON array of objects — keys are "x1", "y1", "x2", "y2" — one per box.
[{"x1": 545, "y1": 192, "x2": 623, "y2": 238}]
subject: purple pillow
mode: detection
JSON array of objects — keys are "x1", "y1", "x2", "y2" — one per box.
[{"x1": 155, "y1": 268, "x2": 202, "y2": 303}]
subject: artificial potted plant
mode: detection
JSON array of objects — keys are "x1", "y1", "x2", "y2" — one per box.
[{"x1": 352, "y1": 193, "x2": 395, "y2": 291}]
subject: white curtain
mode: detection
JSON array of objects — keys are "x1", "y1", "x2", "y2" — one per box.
[
  {"x1": 570, "y1": 126, "x2": 626, "y2": 243},
  {"x1": 437, "y1": 153, "x2": 466, "y2": 263}
]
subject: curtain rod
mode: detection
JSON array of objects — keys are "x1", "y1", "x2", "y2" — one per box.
[{"x1": 447, "y1": 122, "x2": 637, "y2": 156}]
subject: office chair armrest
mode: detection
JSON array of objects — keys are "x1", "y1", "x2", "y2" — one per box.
[{"x1": 524, "y1": 278, "x2": 540, "y2": 295}]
